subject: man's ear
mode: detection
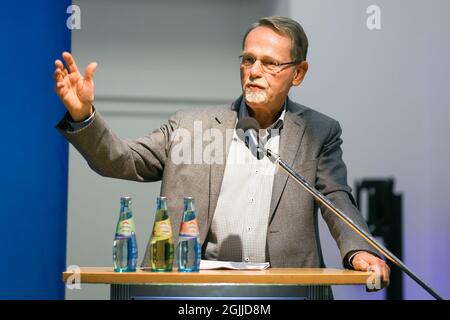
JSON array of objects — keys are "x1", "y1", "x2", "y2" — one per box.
[{"x1": 292, "y1": 61, "x2": 308, "y2": 86}]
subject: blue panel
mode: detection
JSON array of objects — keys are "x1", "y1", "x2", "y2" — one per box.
[{"x1": 0, "y1": 0, "x2": 71, "y2": 299}]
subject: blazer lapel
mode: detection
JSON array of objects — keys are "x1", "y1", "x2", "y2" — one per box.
[
  {"x1": 269, "y1": 99, "x2": 307, "y2": 223},
  {"x1": 206, "y1": 98, "x2": 239, "y2": 230}
]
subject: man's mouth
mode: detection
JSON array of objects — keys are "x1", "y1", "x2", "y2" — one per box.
[{"x1": 246, "y1": 83, "x2": 266, "y2": 90}]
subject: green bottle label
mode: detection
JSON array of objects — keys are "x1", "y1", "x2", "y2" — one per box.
[
  {"x1": 116, "y1": 218, "x2": 135, "y2": 237},
  {"x1": 152, "y1": 219, "x2": 173, "y2": 240}
]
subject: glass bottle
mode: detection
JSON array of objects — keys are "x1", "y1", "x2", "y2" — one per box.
[
  {"x1": 149, "y1": 196, "x2": 174, "y2": 271},
  {"x1": 113, "y1": 196, "x2": 138, "y2": 272},
  {"x1": 177, "y1": 197, "x2": 201, "y2": 272}
]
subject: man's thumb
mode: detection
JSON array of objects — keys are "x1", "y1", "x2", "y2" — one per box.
[{"x1": 84, "y1": 62, "x2": 98, "y2": 81}]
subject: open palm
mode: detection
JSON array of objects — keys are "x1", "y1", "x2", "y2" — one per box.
[{"x1": 54, "y1": 52, "x2": 97, "y2": 121}]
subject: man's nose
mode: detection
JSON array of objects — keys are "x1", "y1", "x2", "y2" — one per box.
[{"x1": 249, "y1": 60, "x2": 263, "y2": 78}]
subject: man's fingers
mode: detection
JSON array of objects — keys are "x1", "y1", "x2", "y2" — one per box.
[
  {"x1": 84, "y1": 62, "x2": 98, "y2": 81},
  {"x1": 352, "y1": 258, "x2": 371, "y2": 271},
  {"x1": 373, "y1": 261, "x2": 389, "y2": 285},
  {"x1": 381, "y1": 264, "x2": 390, "y2": 285},
  {"x1": 352, "y1": 253, "x2": 391, "y2": 290},
  {"x1": 54, "y1": 69, "x2": 64, "y2": 82},
  {"x1": 56, "y1": 81, "x2": 65, "y2": 88},
  {"x1": 55, "y1": 82, "x2": 68, "y2": 99},
  {"x1": 54, "y1": 59, "x2": 66, "y2": 81},
  {"x1": 367, "y1": 263, "x2": 390, "y2": 288},
  {"x1": 62, "y1": 51, "x2": 79, "y2": 74},
  {"x1": 55, "y1": 59, "x2": 64, "y2": 70}
]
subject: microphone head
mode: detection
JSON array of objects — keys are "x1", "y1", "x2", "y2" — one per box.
[
  {"x1": 236, "y1": 117, "x2": 265, "y2": 160},
  {"x1": 236, "y1": 117, "x2": 260, "y2": 132}
]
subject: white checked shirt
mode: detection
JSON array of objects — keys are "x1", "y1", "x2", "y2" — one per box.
[{"x1": 204, "y1": 100, "x2": 286, "y2": 263}]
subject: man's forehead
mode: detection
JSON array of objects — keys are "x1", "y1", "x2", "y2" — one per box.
[{"x1": 243, "y1": 26, "x2": 292, "y2": 58}]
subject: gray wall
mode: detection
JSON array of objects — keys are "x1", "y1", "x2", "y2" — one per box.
[{"x1": 66, "y1": 0, "x2": 450, "y2": 300}]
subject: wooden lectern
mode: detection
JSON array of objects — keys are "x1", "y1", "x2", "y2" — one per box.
[{"x1": 63, "y1": 267, "x2": 372, "y2": 300}]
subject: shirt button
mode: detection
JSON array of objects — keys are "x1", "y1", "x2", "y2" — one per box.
[
  {"x1": 247, "y1": 226, "x2": 252, "y2": 232},
  {"x1": 249, "y1": 197, "x2": 255, "y2": 204},
  {"x1": 244, "y1": 257, "x2": 250, "y2": 262}
]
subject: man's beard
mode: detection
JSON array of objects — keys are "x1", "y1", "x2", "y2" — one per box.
[{"x1": 245, "y1": 87, "x2": 268, "y2": 104}]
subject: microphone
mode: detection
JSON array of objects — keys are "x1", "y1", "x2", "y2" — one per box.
[{"x1": 236, "y1": 117, "x2": 264, "y2": 160}]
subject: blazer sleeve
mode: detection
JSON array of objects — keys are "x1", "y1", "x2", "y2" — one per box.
[
  {"x1": 315, "y1": 119, "x2": 381, "y2": 267},
  {"x1": 56, "y1": 109, "x2": 180, "y2": 182}
]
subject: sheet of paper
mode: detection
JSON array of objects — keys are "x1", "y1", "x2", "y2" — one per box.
[{"x1": 200, "y1": 260, "x2": 270, "y2": 270}]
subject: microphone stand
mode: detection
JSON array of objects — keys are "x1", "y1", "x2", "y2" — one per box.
[{"x1": 262, "y1": 147, "x2": 444, "y2": 300}]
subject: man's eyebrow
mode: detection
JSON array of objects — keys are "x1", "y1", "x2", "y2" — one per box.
[{"x1": 241, "y1": 52, "x2": 278, "y2": 60}]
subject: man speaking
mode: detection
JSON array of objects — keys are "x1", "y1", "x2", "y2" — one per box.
[{"x1": 53, "y1": 16, "x2": 390, "y2": 290}]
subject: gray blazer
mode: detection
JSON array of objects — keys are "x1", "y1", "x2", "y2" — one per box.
[{"x1": 57, "y1": 95, "x2": 378, "y2": 268}]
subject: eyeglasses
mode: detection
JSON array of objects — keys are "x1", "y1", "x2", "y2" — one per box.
[{"x1": 239, "y1": 54, "x2": 299, "y2": 74}]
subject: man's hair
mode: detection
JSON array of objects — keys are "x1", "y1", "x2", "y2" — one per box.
[{"x1": 242, "y1": 16, "x2": 309, "y2": 62}]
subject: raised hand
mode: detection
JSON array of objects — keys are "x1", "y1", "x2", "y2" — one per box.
[{"x1": 53, "y1": 52, "x2": 98, "y2": 121}]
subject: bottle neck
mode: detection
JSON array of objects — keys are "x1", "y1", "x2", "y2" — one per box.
[
  {"x1": 120, "y1": 199, "x2": 133, "y2": 220},
  {"x1": 157, "y1": 197, "x2": 168, "y2": 211},
  {"x1": 183, "y1": 198, "x2": 195, "y2": 212},
  {"x1": 155, "y1": 197, "x2": 168, "y2": 221},
  {"x1": 182, "y1": 198, "x2": 196, "y2": 221}
]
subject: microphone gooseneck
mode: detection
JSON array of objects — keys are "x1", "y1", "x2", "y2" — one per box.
[{"x1": 236, "y1": 116, "x2": 444, "y2": 300}]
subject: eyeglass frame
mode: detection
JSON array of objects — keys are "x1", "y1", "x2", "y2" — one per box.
[{"x1": 238, "y1": 54, "x2": 300, "y2": 74}]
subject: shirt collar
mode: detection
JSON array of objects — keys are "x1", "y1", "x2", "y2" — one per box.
[{"x1": 238, "y1": 98, "x2": 287, "y2": 131}]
